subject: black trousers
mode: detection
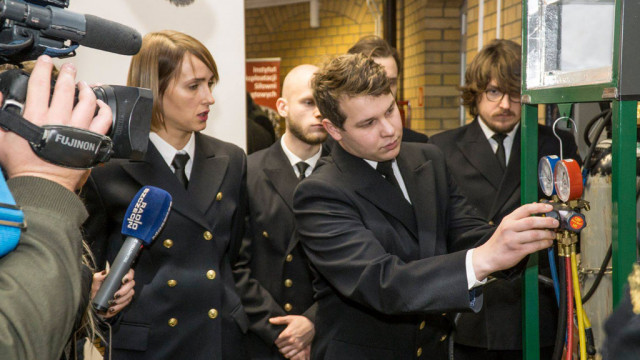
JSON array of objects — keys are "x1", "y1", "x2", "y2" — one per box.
[{"x1": 453, "y1": 344, "x2": 555, "y2": 360}]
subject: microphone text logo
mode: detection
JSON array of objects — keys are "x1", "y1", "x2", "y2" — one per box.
[{"x1": 127, "y1": 188, "x2": 149, "y2": 230}]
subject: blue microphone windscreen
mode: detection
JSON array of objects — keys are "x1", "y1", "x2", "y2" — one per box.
[{"x1": 121, "y1": 186, "x2": 172, "y2": 244}]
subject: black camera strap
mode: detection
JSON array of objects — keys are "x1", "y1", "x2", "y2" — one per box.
[
  {"x1": 0, "y1": 108, "x2": 114, "y2": 169},
  {"x1": 0, "y1": 108, "x2": 44, "y2": 145}
]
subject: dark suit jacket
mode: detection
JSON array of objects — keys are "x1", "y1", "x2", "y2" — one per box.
[
  {"x1": 603, "y1": 281, "x2": 640, "y2": 359},
  {"x1": 430, "y1": 119, "x2": 580, "y2": 349},
  {"x1": 402, "y1": 127, "x2": 429, "y2": 143},
  {"x1": 247, "y1": 115, "x2": 276, "y2": 155},
  {"x1": 82, "y1": 133, "x2": 250, "y2": 360},
  {"x1": 233, "y1": 141, "x2": 318, "y2": 359},
  {"x1": 293, "y1": 142, "x2": 495, "y2": 360}
]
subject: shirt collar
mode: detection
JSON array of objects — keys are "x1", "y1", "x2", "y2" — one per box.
[
  {"x1": 477, "y1": 116, "x2": 520, "y2": 141},
  {"x1": 280, "y1": 136, "x2": 322, "y2": 170},
  {"x1": 149, "y1": 132, "x2": 196, "y2": 168}
]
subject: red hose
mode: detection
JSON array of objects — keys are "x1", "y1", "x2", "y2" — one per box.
[{"x1": 565, "y1": 257, "x2": 573, "y2": 360}]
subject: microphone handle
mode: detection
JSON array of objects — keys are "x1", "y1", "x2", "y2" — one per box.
[{"x1": 92, "y1": 236, "x2": 141, "y2": 313}]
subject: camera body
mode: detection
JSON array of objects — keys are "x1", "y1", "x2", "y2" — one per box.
[
  {"x1": 0, "y1": 68, "x2": 152, "y2": 160},
  {"x1": 0, "y1": 0, "x2": 151, "y2": 164}
]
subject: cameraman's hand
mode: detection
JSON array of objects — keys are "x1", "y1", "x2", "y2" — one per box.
[{"x1": 0, "y1": 55, "x2": 112, "y2": 192}]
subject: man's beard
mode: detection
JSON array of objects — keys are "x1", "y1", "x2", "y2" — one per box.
[
  {"x1": 485, "y1": 111, "x2": 519, "y2": 133},
  {"x1": 289, "y1": 120, "x2": 327, "y2": 145}
]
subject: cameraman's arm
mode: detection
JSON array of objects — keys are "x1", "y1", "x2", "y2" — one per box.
[
  {"x1": 0, "y1": 56, "x2": 111, "y2": 359},
  {"x1": 0, "y1": 177, "x2": 88, "y2": 359}
]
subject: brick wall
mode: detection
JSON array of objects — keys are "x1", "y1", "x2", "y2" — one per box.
[
  {"x1": 245, "y1": 1, "x2": 377, "y2": 85},
  {"x1": 245, "y1": 0, "x2": 525, "y2": 136},
  {"x1": 402, "y1": 0, "x2": 463, "y2": 135},
  {"x1": 464, "y1": 0, "x2": 521, "y2": 63}
]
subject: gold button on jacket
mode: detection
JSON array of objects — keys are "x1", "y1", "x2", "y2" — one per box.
[
  {"x1": 203, "y1": 231, "x2": 213, "y2": 240},
  {"x1": 206, "y1": 270, "x2": 216, "y2": 280},
  {"x1": 168, "y1": 318, "x2": 178, "y2": 327},
  {"x1": 163, "y1": 239, "x2": 173, "y2": 248},
  {"x1": 208, "y1": 309, "x2": 218, "y2": 319}
]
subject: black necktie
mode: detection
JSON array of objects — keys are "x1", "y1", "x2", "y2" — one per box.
[
  {"x1": 295, "y1": 161, "x2": 309, "y2": 180},
  {"x1": 492, "y1": 133, "x2": 507, "y2": 171},
  {"x1": 376, "y1": 160, "x2": 400, "y2": 189},
  {"x1": 172, "y1": 153, "x2": 190, "y2": 188}
]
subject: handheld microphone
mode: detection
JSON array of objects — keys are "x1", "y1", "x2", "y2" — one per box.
[
  {"x1": 0, "y1": 0, "x2": 142, "y2": 56},
  {"x1": 92, "y1": 186, "x2": 172, "y2": 313}
]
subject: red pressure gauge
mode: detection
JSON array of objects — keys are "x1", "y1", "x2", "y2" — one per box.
[{"x1": 554, "y1": 159, "x2": 583, "y2": 202}]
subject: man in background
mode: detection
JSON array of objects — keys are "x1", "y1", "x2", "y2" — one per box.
[
  {"x1": 348, "y1": 35, "x2": 429, "y2": 143},
  {"x1": 430, "y1": 39, "x2": 579, "y2": 359},
  {"x1": 235, "y1": 64, "x2": 326, "y2": 360}
]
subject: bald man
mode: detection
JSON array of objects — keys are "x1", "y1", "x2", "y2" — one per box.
[{"x1": 234, "y1": 65, "x2": 326, "y2": 360}]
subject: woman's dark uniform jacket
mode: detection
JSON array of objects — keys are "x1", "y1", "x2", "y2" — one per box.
[
  {"x1": 293, "y1": 142, "x2": 495, "y2": 359},
  {"x1": 82, "y1": 133, "x2": 250, "y2": 360}
]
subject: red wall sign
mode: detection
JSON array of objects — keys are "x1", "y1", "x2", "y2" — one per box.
[{"x1": 246, "y1": 58, "x2": 281, "y2": 112}]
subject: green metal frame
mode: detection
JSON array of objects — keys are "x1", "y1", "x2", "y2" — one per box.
[{"x1": 521, "y1": 1, "x2": 637, "y2": 359}]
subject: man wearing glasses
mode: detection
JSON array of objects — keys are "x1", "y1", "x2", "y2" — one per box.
[{"x1": 430, "y1": 39, "x2": 579, "y2": 359}]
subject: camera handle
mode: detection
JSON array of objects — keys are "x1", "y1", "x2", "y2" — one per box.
[{"x1": 0, "y1": 108, "x2": 114, "y2": 169}]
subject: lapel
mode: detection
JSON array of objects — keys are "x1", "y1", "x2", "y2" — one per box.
[
  {"x1": 188, "y1": 133, "x2": 229, "y2": 217},
  {"x1": 488, "y1": 127, "x2": 522, "y2": 220},
  {"x1": 121, "y1": 134, "x2": 217, "y2": 230},
  {"x1": 332, "y1": 145, "x2": 418, "y2": 240},
  {"x1": 396, "y1": 147, "x2": 437, "y2": 258},
  {"x1": 279, "y1": 143, "x2": 329, "y2": 255},
  {"x1": 456, "y1": 119, "x2": 504, "y2": 190},
  {"x1": 263, "y1": 142, "x2": 299, "y2": 213}
]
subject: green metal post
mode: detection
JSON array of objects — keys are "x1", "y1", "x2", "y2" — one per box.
[
  {"x1": 611, "y1": 99, "x2": 637, "y2": 305},
  {"x1": 521, "y1": 103, "x2": 540, "y2": 360}
]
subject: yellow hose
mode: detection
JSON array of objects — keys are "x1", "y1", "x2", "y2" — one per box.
[
  {"x1": 583, "y1": 311, "x2": 591, "y2": 328},
  {"x1": 571, "y1": 248, "x2": 587, "y2": 360}
]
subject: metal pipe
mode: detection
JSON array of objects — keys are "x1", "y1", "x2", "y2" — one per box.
[
  {"x1": 478, "y1": 0, "x2": 484, "y2": 50},
  {"x1": 309, "y1": 0, "x2": 319, "y2": 28},
  {"x1": 383, "y1": 0, "x2": 396, "y2": 48},
  {"x1": 366, "y1": 0, "x2": 382, "y2": 37},
  {"x1": 496, "y1": 0, "x2": 501, "y2": 38}
]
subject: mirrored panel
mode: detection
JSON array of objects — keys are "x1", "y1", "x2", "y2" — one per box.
[{"x1": 526, "y1": 0, "x2": 615, "y2": 89}]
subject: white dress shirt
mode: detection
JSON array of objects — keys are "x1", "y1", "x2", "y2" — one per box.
[
  {"x1": 280, "y1": 136, "x2": 322, "y2": 177},
  {"x1": 149, "y1": 132, "x2": 196, "y2": 180}
]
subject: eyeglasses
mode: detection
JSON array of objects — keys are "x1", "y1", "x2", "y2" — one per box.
[{"x1": 484, "y1": 88, "x2": 520, "y2": 103}]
